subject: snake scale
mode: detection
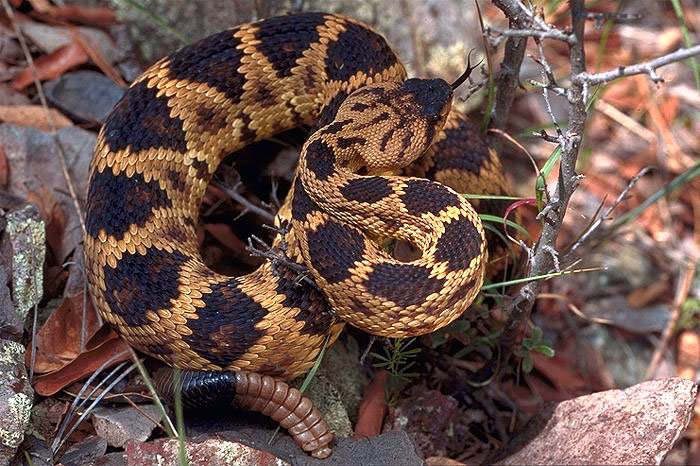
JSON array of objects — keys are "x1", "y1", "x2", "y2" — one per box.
[{"x1": 84, "y1": 12, "x2": 513, "y2": 458}]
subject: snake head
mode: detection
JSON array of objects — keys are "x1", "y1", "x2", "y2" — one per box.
[
  {"x1": 401, "y1": 78, "x2": 453, "y2": 124},
  {"x1": 333, "y1": 79, "x2": 454, "y2": 173}
]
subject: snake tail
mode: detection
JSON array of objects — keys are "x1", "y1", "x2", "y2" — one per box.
[{"x1": 155, "y1": 369, "x2": 334, "y2": 458}]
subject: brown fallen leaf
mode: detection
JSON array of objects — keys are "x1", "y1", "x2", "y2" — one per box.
[
  {"x1": 27, "y1": 0, "x2": 52, "y2": 13},
  {"x1": 11, "y1": 42, "x2": 88, "y2": 91},
  {"x1": 354, "y1": 370, "x2": 388, "y2": 439},
  {"x1": 0, "y1": 105, "x2": 72, "y2": 131},
  {"x1": 26, "y1": 293, "x2": 102, "y2": 374},
  {"x1": 677, "y1": 330, "x2": 700, "y2": 381},
  {"x1": 42, "y1": 5, "x2": 118, "y2": 28},
  {"x1": 33, "y1": 336, "x2": 131, "y2": 396}
]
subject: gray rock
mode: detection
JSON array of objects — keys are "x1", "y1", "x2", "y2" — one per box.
[
  {"x1": 44, "y1": 71, "x2": 125, "y2": 125},
  {"x1": 0, "y1": 264, "x2": 20, "y2": 341},
  {"x1": 60, "y1": 435, "x2": 108, "y2": 466},
  {"x1": 0, "y1": 124, "x2": 95, "y2": 264},
  {"x1": 92, "y1": 405, "x2": 162, "y2": 448},
  {"x1": 19, "y1": 22, "x2": 124, "y2": 64},
  {"x1": 93, "y1": 451, "x2": 128, "y2": 466},
  {"x1": 185, "y1": 412, "x2": 422, "y2": 466},
  {"x1": 582, "y1": 325, "x2": 675, "y2": 387},
  {"x1": 492, "y1": 378, "x2": 697, "y2": 465},
  {"x1": 584, "y1": 296, "x2": 671, "y2": 334},
  {"x1": 291, "y1": 337, "x2": 367, "y2": 437},
  {"x1": 1, "y1": 204, "x2": 45, "y2": 322},
  {"x1": 16, "y1": 434, "x2": 52, "y2": 466},
  {"x1": 0, "y1": 85, "x2": 31, "y2": 106},
  {"x1": 0, "y1": 339, "x2": 34, "y2": 465}
]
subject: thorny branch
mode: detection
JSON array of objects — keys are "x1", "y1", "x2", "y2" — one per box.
[
  {"x1": 484, "y1": 0, "x2": 700, "y2": 375},
  {"x1": 485, "y1": 0, "x2": 589, "y2": 373},
  {"x1": 575, "y1": 44, "x2": 700, "y2": 86}
]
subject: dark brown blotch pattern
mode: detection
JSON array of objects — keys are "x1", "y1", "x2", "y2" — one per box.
[
  {"x1": 433, "y1": 216, "x2": 482, "y2": 272},
  {"x1": 291, "y1": 178, "x2": 318, "y2": 221},
  {"x1": 254, "y1": 13, "x2": 326, "y2": 78},
  {"x1": 182, "y1": 281, "x2": 268, "y2": 368},
  {"x1": 401, "y1": 179, "x2": 460, "y2": 216},
  {"x1": 103, "y1": 81, "x2": 187, "y2": 154},
  {"x1": 365, "y1": 263, "x2": 444, "y2": 307},
  {"x1": 103, "y1": 248, "x2": 189, "y2": 327},
  {"x1": 86, "y1": 169, "x2": 173, "y2": 240},
  {"x1": 304, "y1": 138, "x2": 336, "y2": 181},
  {"x1": 167, "y1": 30, "x2": 246, "y2": 103},
  {"x1": 340, "y1": 177, "x2": 392, "y2": 204},
  {"x1": 306, "y1": 220, "x2": 366, "y2": 285},
  {"x1": 325, "y1": 20, "x2": 398, "y2": 82}
]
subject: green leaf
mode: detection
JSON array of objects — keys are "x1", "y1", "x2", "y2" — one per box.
[
  {"x1": 534, "y1": 345, "x2": 555, "y2": 358},
  {"x1": 481, "y1": 267, "x2": 600, "y2": 291}
]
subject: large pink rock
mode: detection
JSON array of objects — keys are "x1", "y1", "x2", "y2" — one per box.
[{"x1": 495, "y1": 378, "x2": 696, "y2": 465}]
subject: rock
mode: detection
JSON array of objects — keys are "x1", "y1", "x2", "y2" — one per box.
[
  {"x1": 91, "y1": 405, "x2": 162, "y2": 448},
  {"x1": 582, "y1": 325, "x2": 675, "y2": 387},
  {"x1": 583, "y1": 296, "x2": 670, "y2": 334},
  {"x1": 93, "y1": 451, "x2": 128, "y2": 466},
  {"x1": 60, "y1": 435, "x2": 108, "y2": 466},
  {"x1": 44, "y1": 71, "x2": 125, "y2": 124},
  {"x1": 384, "y1": 388, "x2": 479, "y2": 458},
  {"x1": 19, "y1": 22, "x2": 124, "y2": 65},
  {"x1": 124, "y1": 436, "x2": 289, "y2": 466},
  {"x1": 290, "y1": 337, "x2": 367, "y2": 437},
  {"x1": 0, "y1": 85, "x2": 31, "y2": 106},
  {"x1": 0, "y1": 124, "x2": 95, "y2": 264},
  {"x1": 1, "y1": 204, "x2": 45, "y2": 322},
  {"x1": 28, "y1": 397, "x2": 70, "y2": 442},
  {"x1": 0, "y1": 264, "x2": 20, "y2": 341},
  {"x1": 0, "y1": 339, "x2": 34, "y2": 464},
  {"x1": 18, "y1": 434, "x2": 53, "y2": 466},
  {"x1": 185, "y1": 411, "x2": 423, "y2": 465},
  {"x1": 492, "y1": 378, "x2": 697, "y2": 465}
]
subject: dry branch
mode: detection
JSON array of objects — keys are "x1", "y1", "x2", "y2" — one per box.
[
  {"x1": 575, "y1": 44, "x2": 700, "y2": 85},
  {"x1": 484, "y1": 0, "x2": 700, "y2": 376}
]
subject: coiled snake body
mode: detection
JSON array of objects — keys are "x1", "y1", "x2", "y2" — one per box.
[{"x1": 85, "y1": 12, "x2": 513, "y2": 458}]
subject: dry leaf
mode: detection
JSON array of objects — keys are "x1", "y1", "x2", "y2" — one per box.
[
  {"x1": 33, "y1": 337, "x2": 131, "y2": 396},
  {"x1": 11, "y1": 42, "x2": 88, "y2": 91},
  {"x1": 354, "y1": 370, "x2": 388, "y2": 439},
  {"x1": 0, "y1": 105, "x2": 72, "y2": 131},
  {"x1": 26, "y1": 293, "x2": 102, "y2": 374},
  {"x1": 677, "y1": 330, "x2": 700, "y2": 381},
  {"x1": 44, "y1": 5, "x2": 117, "y2": 28}
]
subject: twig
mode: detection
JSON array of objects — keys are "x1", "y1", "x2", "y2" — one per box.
[
  {"x1": 562, "y1": 166, "x2": 653, "y2": 262},
  {"x1": 486, "y1": 25, "x2": 575, "y2": 44},
  {"x1": 494, "y1": 0, "x2": 590, "y2": 374},
  {"x1": 218, "y1": 182, "x2": 275, "y2": 223},
  {"x1": 644, "y1": 260, "x2": 697, "y2": 380},
  {"x1": 489, "y1": 1, "x2": 529, "y2": 131},
  {"x1": 574, "y1": 44, "x2": 700, "y2": 85}
]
